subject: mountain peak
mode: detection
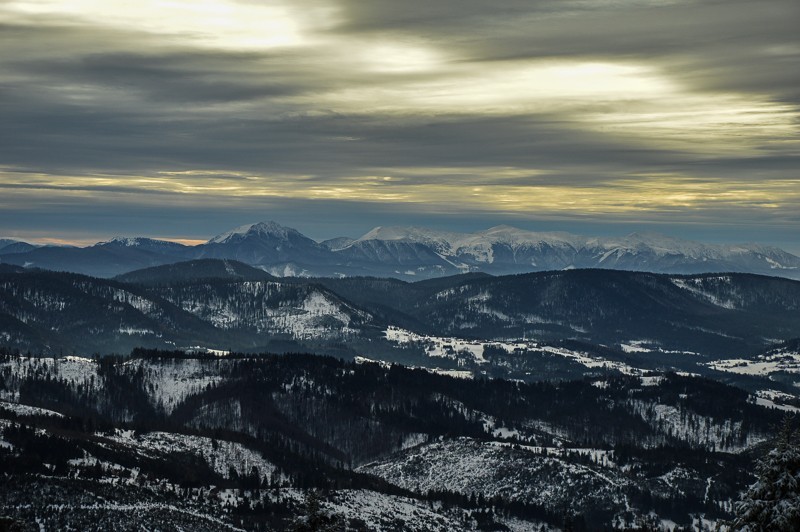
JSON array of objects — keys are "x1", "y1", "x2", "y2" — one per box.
[
  {"x1": 98, "y1": 237, "x2": 176, "y2": 248},
  {"x1": 208, "y1": 221, "x2": 298, "y2": 244},
  {"x1": 108, "y1": 237, "x2": 140, "y2": 247},
  {"x1": 357, "y1": 226, "x2": 465, "y2": 244}
]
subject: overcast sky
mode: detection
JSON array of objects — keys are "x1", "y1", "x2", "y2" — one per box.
[{"x1": 0, "y1": 0, "x2": 798, "y2": 250}]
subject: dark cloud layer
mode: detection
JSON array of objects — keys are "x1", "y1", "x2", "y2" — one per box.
[{"x1": 0, "y1": 0, "x2": 797, "y2": 249}]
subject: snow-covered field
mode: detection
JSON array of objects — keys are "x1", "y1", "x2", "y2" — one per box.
[
  {"x1": 385, "y1": 326, "x2": 644, "y2": 374},
  {"x1": 752, "y1": 390, "x2": 800, "y2": 413},
  {"x1": 707, "y1": 351, "x2": 800, "y2": 376},
  {"x1": 385, "y1": 326, "x2": 488, "y2": 363}
]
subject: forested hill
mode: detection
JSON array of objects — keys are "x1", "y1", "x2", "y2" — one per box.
[
  {"x1": 319, "y1": 269, "x2": 800, "y2": 356},
  {"x1": 2, "y1": 265, "x2": 800, "y2": 359},
  {"x1": 0, "y1": 349, "x2": 787, "y2": 529},
  {"x1": 115, "y1": 259, "x2": 276, "y2": 285}
]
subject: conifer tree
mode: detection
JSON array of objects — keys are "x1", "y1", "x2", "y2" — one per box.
[{"x1": 733, "y1": 415, "x2": 800, "y2": 531}]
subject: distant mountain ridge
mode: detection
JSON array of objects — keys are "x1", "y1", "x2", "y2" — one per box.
[
  {"x1": 115, "y1": 259, "x2": 275, "y2": 285},
  {"x1": 0, "y1": 239, "x2": 39, "y2": 256},
  {"x1": 2, "y1": 221, "x2": 799, "y2": 279},
  {"x1": 339, "y1": 225, "x2": 800, "y2": 278}
]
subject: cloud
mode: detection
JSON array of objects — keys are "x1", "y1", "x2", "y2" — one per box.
[{"x1": 0, "y1": 0, "x2": 797, "y2": 249}]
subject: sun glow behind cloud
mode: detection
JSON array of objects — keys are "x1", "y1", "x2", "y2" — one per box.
[
  {"x1": 3, "y1": 0, "x2": 325, "y2": 49},
  {"x1": 2, "y1": 168, "x2": 798, "y2": 220},
  {"x1": 310, "y1": 58, "x2": 797, "y2": 155}
]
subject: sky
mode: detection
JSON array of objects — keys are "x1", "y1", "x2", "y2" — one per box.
[{"x1": 0, "y1": 0, "x2": 798, "y2": 251}]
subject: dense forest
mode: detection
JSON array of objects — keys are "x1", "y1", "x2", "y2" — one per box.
[{"x1": 0, "y1": 347, "x2": 788, "y2": 529}]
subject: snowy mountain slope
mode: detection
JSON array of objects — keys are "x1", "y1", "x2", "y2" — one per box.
[
  {"x1": 360, "y1": 437, "x2": 632, "y2": 520},
  {"x1": 319, "y1": 236, "x2": 355, "y2": 251},
  {"x1": 339, "y1": 225, "x2": 584, "y2": 274},
  {"x1": 151, "y1": 280, "x2": 372, "y2": 340},
  {"x1": 195, "y1": 221, "x2": 335, "y2": 271},
  {"x1": 96, "y1": 236, "x2": 192, "y2": 255},
  {"x1": 0, "y1": 269, "x2": 377, "y2": 355},
  {"x1": 120, "y1": 357, "x2": 231, "y2": 414},
  {"x1": 344, "y1": 225, "x2": 800, "y2": 278},
  {"x1": 334, "y1": 238, "x2": 461, "y2": 277},
  {"x1": 0, "y1": 356, "x2": 102, "y2": 404},
  {"x1": 3, "y1": 221, "x2": 799, "y2": 279},
  {"x1": 103, "y1": 428, "x2": 279, "y2": 480}
]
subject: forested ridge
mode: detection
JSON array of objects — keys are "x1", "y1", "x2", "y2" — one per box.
[{"x1": 0, "y1": 348, "x2": 787, "y2": 529}]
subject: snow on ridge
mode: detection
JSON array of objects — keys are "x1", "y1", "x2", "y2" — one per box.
[
  {"x1": 593, "y1": 232, "x2": 720, "y2": 259},
  {"x1": 348, "y1": 224, "x2": 800, "y2": 268},
  {"x1": 0, "y1": 400, "x2": 65, "y2": 418},
  {"x1": 620, "y1": 341, "x2": 654, "y2": 353},
  {"x1": 0, "y1": 356, "x2": 101, "y2": 402},
  {"x1": 359, "y1": 436, "x2": 630, "y2": 514},
  {"x1": 172, "y1": 281, "x2": 366, "y2": 339},
  {"x1": 207, "y1": 221, "x2": 297, "y2": 244},
  {"x1": 354, "y1": 225, "x2": 582, "y2": 257},
  {"x1": 104, "y1": 429, "x2": 277, "y2": 480},
  {"x1": 356, "y1": 355, "x2": 474, "y2": 380},
  {"x1": 98, "y1": 237, "x2": 180, "y2": 248},
  {"x1": 102, "y1": 237, "x2": 143, "y2": 247},
  {"x1": 119, "y1": 327, "x2": 156, "y2": 335},
  {"x1": 355, "y1": 225, "x2": 465, "y2": 244},
  {"x1": 670, "y1": 278, "x2": 737, "y2": 309}
]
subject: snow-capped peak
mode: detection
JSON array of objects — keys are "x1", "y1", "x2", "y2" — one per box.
[
  {"x1": 356, "y1": 225, "x2": 582, "y2": 250},
  {"x1": 356, "y1": 226, "x2": 465, "y2": 245},
  {"x1": 471, "y1": 226, "x2": 582, "y2": 247},
  {"x1": 98, "y1": 237, "x2": 178, "y2": 248},
  {"x1": 208, "y1": 221, "x2": 297, "y2": 244}
]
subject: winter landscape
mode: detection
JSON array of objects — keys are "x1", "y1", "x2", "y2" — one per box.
[
  {"x1": 2, "y1": 0, "x2": 800, "y2": 530},
  {"x1": 1, "y1": 223, "x2": 800, "y2": 530}
]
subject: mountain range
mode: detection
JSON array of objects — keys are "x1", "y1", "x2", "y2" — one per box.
[{"x1": 2, "y1": 221, "x2": 799, "y2": 279}]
